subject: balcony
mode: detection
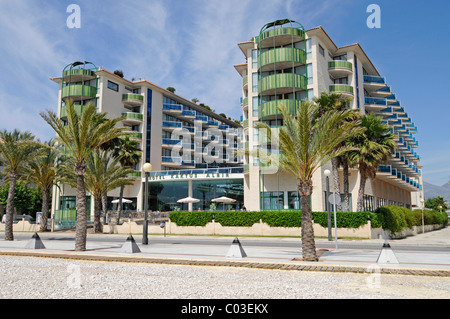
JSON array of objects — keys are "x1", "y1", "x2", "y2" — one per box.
[
  {"x1": 179, "y1": 110, "x2": 196, "y2": 119},
  {"x1": 258, "y1": 27, "x2": 305, "y2": 48},
  {"x1": 328, "y1": 60, "x2": 353, "y2": 78},
  {"x1": 161, "y1": 156, "x2": 182, "y2": 167},
  {"x1": 329, "y1": 84, "x2": 354, "y2": 98},
  {"x1": 260, "y1": 99, "x2": 301, "y2": 119},
  {"x1": 121, "y1": 112, "x2": 143, "y2": 125},
  {"x1": 61, "y1": 85, "x2": 97, "y2": 102},
  {"x1": 162, "y1": 103, "x2": 182, "y2": 115},
  {"x1": 162, "y1": 121, "x2": 182, "y2": 131},
  {"x1": 60, "y1": 104, "x2": 85, "y2": 119},
  {"x1": 63, "y1": 68, "x2": 96, "y2": 83},
  {"x1": 363, "y1": 75, "x2": 387, "y2": 92},
  {"x1": 162, "y1": 138, "x2": 182, "y2": 148},
  {"x1": 123, "y1": 131, "x2": 142, "y2": 141},
  {"x1": 122, "y1": 93, "x2": 144, "y2": 108},
  {"x1": 259, "y1": 73, "x2": 307, "y2": 96},
  {"x1": 258, "y1": 47, "x2": 306, "y2": 72},
  {"x1": 127, "y1": 170, "x2": 141, "y2": 178},
  {"x1": 364, "y1": 97, "x2": 387, "y2": 111}
]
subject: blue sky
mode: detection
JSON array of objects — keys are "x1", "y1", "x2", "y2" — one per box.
[{"x1": 0, "y1": 0, "x2": 449, "y2": 186}]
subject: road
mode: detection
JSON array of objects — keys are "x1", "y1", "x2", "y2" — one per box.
[{"x1": 9, "y1": 230, "x2": 450, "y2": 253}]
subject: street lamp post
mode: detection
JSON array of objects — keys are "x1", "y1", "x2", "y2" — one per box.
[
  {"x1": 324, "y1": 169, "x2": 332, "y2": 241},
  {"x1": 420, "y1": 198, "x2": 425, "y2": 234},
  {"x1": 324, "y1": 169, "x2": 338, "y2": 249},
  {"x1": 142, "y1": 162, "x2": 152, "y2": 245}
]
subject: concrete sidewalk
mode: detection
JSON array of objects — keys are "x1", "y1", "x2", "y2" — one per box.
[{"x1": 0, "y1": 227, "x2": 449, "y2": 277}]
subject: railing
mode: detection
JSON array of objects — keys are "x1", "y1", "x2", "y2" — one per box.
[
  {"x1": 328, "y1": 60, "x2": 353, "y2": 71},
  {"x1": 363, "y1": 75, "x2": 385, "y2": 84},
  {"x1": 122, "y1": 93, "x2": 143, "y2": 102},
  {"x1": 365, "y1": 97, "x2": 387, "y2": 106}
]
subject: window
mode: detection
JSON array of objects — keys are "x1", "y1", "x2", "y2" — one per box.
[
  {"x1": 262, "y1": 192, "x2": 284, "y2": 210},
  {"x1": 252, "y1": 50, "x2": 258, "y2": 69},
  {"x1": 334, "y1": 77, "x2": 348, "y2": 85},
  {"x1": 307, "y1": 64, "x2": 313, "y2": 84},
  {"x1": 252, "y1": 96, "x2": 259, "y2": 117},
  {"x1": 252, "y1": 73, "x2": 258, "y2": 92},
  {"x1": 306, "y1": 39, "x2": 312, "y2": 59},
  {"x1": 318, "y1": 44, "x2": 325, "y2": 57},
  {"x1": 288, "y1": 192, "x2": 302, "y2": 210},
  {"x1": 363, "y1": 195, "x2": 375, "y2": 212},
  {"x1": 107, "y1": 80, "x2": 118, "y2": 92}
]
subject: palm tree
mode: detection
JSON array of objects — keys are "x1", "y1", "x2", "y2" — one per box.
[
  {"x1": 113, "y1": 136, "x2": 142, "y2": 224},
  {"x1": 59, "y1": 150, "x2": 135, "y2": 233},
  {"x1": 347, "y1": 113, "x2": 396, "y2": 211},
  {"x1": 0, "y1": 129, "x2": 37, "y2": 241},
  {"x1": 40, "y1": 100, "x2": 126, "y2": 251},
  {"x1": 24, "y1": 140, "x2": 60, "y2": 232},
  {"x1": 257, "y1": 101, "x2": 362, "y2": 261},
  {"x1": 314, "y1": 92, "x2": 356, "y2": 212}
]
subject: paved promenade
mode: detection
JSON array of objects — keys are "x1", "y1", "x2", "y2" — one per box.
[{"x1": 0, "y1": 226, "x2": 449, "y2": 277}]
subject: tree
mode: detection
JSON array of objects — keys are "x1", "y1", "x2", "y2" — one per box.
[
  {"x1": 23, "y1": 140, "x2": 60, "y2": 231},
  {"x1": 347, "y1": 113, "x2": 396, "y2": 211},
  {"x1": 166, "y1": 87, "x2": 176, "y2": 93},
  {"x1": 256, "y1": 101, "x2": 362, "y2": 261},
  {"x1": 314, "y1": 92, "x2": 356, "y2": 212},
  {"x1": 191, "y1": 98, "x2": 199, "y2": 104},
  {"x1": 0, "y1": 181, "x2": 42, "y2": 216},
  {"x1": 0, "y1": 129, "x2": 38, "y2": 240},
  {"x1": 113, "y1": 70, "x2": 124, "y2": 78},
  {"x1": 59, "y1": 150, "x2": 135, "y2": 233},
  {"x1": 113, "y1": 136, "x2": 142, "y2": 224},
  {"x1": 425, "y1": 196, "x2": 447, "y2": 212},
  {"x1": 40, "y1": 100, "x2": 126, "y2": 251}
]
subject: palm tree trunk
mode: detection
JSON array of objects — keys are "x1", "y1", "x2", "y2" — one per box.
[
  {"x1": 331, "y1": 157, "x2": 342, "y2": 211},
  {"x1": 39, "y1": 188, "x2": 50, "y2": 232},
  {"x1": 93, "y1": 195, "x2": 103, "y2": 233},
  {"x1": 357, "y1": 169, "x2": 367, "y2": 212},
  {"x1": 75, "y1": 170, "x2": 87, "y2": 251},
  {"x1": 342, "y1": 160, "x2": 350, "y2": 212},
  {"x1": 117, "y1": 185, "x2": 124, "y2": 224},
  {"x1": 298, "y1": 180, "x2": 318, "y2": 262},
  {"x1": 102, "y1": 192, "x2": 108, "y2": 224},
  {"x1": 5, "y1": 172, "x2": 17, "y2": 241}
]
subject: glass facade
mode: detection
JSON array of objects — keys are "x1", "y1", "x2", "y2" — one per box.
[{"x1": 145, "y1": 179, "x2": 244, "y2": 212}]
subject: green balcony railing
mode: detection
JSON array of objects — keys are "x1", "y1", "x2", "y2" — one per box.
[
  {"x1": 328, "y1": 60, "x2": 353, "y2": 71},
  {"x1": 63, "y1": 68, "x2": 96, "y2": 78},
  {"x1": 121, "y1": 112, "x2": 143, "y2": 120},
  {"x1": 243, "y1": 76, "x2": 248, "y2": 86},
  {"x1": 258, "y1": 47, "x2": 306, "y2": 70},
  {"x1": 60, "y1": 104, "x2": 85, "y2": 118},
  {"x1": 61, "y1": 85, "x2": 97, "y2": 100},
  {"x1": 122, "y1": 93, "x2": 144, "y2": 103},
  {"x1": 259, "y1": 27, "x2": 305, "y2": 43},
  {"x1": 259, "y1": 99, "x2": 302, "y2": 118},
  {"x1": 259, "y1": 73, "x2": 307, "y2": 94},
  {"x1": 329, "y1": 84, "x2": 354, "y2": 95}
]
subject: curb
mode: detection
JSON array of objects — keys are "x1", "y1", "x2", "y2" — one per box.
[{"x1": 1, "y1": 250, "x2": 448, "y2": 277}]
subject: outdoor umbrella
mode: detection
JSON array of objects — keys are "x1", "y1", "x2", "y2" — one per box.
[
  {"x1": 211, "y1": 196, "x2": 236, "y2": 211},
  {"x1": 177, "y1": 197, "x2": 200, "y2": 211},
  {"x1": 111, "y1": 199, "x2": 133, "y2": 204}
]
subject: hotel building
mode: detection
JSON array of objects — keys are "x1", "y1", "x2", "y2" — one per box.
[
  {"x1": 50, "y1": 19, "x2": 423, "y2": 227},
  {"x1": 50, "y1": 62, "x2": 244, "y2": 225},
  {"x1": 234, "y1": 19, "x2": 423, "y2": 212}
]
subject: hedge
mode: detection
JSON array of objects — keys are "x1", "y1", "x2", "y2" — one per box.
[
  {"x1": 169, "y1": 210, "x2": 373, "y2": 229},
  {"x1": 374, "y1": 205, "x2": 448, "y2": 234},
  {"x1": 168, "y1": 208, "x2": 448, "y2": 233}
]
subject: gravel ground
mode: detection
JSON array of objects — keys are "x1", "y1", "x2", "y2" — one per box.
[{"x1": 0, "y1": 255, "x2": 449, "y2": 299}]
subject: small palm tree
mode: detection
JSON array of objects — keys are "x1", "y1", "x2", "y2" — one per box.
[
  {"x1": 40, "y1": 100, "x2": 126, "y2": 251},
  {"x1": 347, "y1": 114, "x2": 396, "y2": 211},
  {"x1": 0, "y1": 129, "x2": 37, "y2": 241},
  {"x1": 257, "y1": 101, "x2": 363, "y2": 261},
  {"x1": 24, "y1": 140, "x2": 60, "y2": 232},
  {"x1": 113, "y1": 136, "x2": 142, "y2": 223}
]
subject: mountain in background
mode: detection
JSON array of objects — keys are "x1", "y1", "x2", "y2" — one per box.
[{"x1": 423, "y1": 181, "x2": 450, "y2": 201}]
